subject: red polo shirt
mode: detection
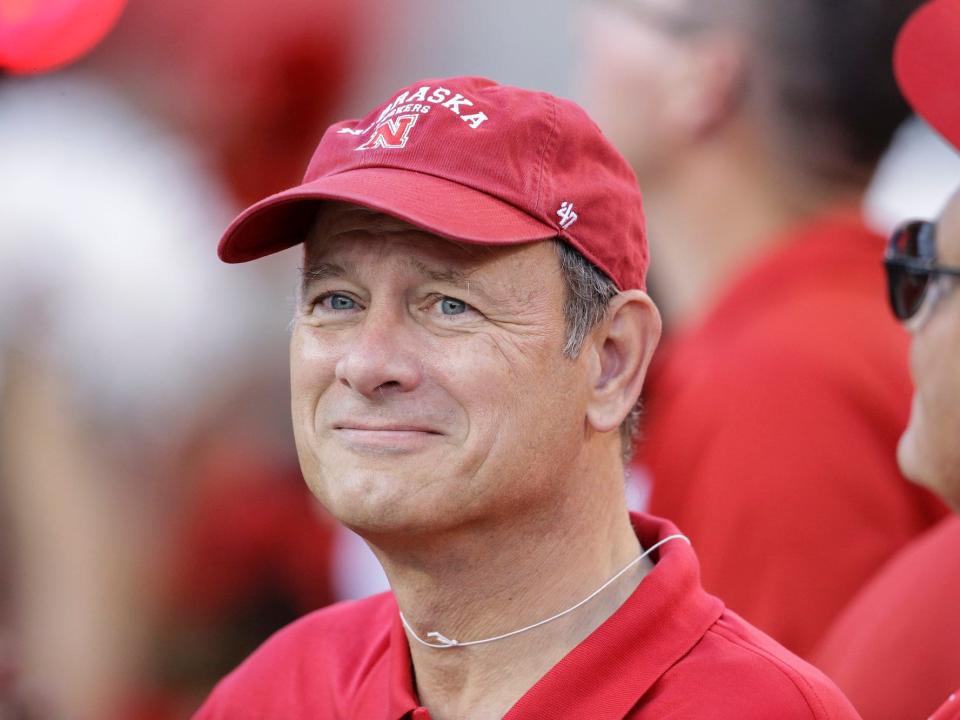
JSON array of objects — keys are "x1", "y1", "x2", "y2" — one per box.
[
  {"x1": 194, "y1": 513, "x2": 860, "y2": 719},
  {"x1": 637, "y1": 211, "x2": 948, "y2": 657},
  {"x1": 812, "y1": 516, "x2": 960, "y2": 720}
]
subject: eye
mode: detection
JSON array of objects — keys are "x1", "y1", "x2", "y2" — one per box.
[
  {"x1": 327, "y1": 294, "x2": 356, "y2": 310},
  {"x1": 439, "y1": 297, "x2": 468, "y2": 316},
  {"x1": 311, "y1": 292, "x2": 359, "y2": 314}
]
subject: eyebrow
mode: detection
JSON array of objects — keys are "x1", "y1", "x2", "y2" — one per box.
[
  {"x1": 300, "y1": 258, "x2": 479, "y2": 290},
  {"x1": 299, "y1": 261, "x2": 346, "y2": 299},
  {"x1": 297, "y1": 250, "x2": 505, "y2": 311},
  {"x1": 302, "y1": 262, "x2": 346, "y2": 283},
  {"x1": 408, "y1": 258, "x2": 471, "y2": 285}
]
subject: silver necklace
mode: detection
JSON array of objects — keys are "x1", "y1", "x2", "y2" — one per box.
[{"x1": 399, "y1": 533, "x2": 690, "y2": 649}]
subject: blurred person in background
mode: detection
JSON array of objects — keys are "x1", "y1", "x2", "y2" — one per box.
[
  {"x1": 0, "y1": 67, "x2": 258, "y2": 717},
  {"x1": 578, "y1": 0, "x2": 948, "y2": 656},
  {"x1": 0, "y1": 6, "x2": 94, "y2": 711},
  {"x1": 811, "y1": 2, "x2": 960, "y2": 718},
  {"x1": 0, "y1": 1, "x2": 367, "y2": 716},
  {"x1": 80, "y1": 3, "x2": 387, "y2": 716}
]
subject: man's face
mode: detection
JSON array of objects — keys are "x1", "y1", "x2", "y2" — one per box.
[
  {"x1": 290, "y1": 205, "x2": 593, "y2": 536},
  {"x1": 898, "y1": 187, "x2": 960, "y2": 510},
  {"x1": 578, "y1": 0, "x2": 702, "y2": 174}
]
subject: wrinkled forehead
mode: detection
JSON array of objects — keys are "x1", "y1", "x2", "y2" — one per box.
[
  {"x1": 300, "y1": 202, "x2": 559, "y2": 289},
  {"x1": 304, "y1": 202, "x2": 490, "y2": 265},
  {"x1": 306, "y1": 202, "x2": 415, "y2": 250}
]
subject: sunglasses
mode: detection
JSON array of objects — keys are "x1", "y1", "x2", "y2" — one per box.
[{"x1": 884, "y1": 219, "x2": 960, "y2": 327}]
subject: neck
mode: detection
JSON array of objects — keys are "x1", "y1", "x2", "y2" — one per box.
[
  {"x1": 643, "y1": 126, "x2": 864, "y2": 330},
  {"x1": 369, "y1": 455, "x2": 645, "y2": 720}
]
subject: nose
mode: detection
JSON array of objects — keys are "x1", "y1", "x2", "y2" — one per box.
[{"x1": 334, "y1": 305, "x2": 423, "y2": 399}]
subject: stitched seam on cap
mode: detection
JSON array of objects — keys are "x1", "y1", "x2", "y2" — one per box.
[{"x1": 533, "y1": 95, "x2": 559, "y2": 215}]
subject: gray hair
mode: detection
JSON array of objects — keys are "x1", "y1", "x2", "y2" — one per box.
[{"x1": 553, "y1": 241, "x2": 642, "y2": 461}]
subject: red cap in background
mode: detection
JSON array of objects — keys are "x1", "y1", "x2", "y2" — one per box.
[
  {"x1": 87, "y1": 0, "x2": 360, "y2": 206},
  {"x1": 895, "y1": 0, "x2": 960, "y2": 150},
  {"x1": 0, "y1": 0, "x2": 125, "y2": 74},
  {"x1": 219, "y1": 76, "x2": 649, "y2": 292}
]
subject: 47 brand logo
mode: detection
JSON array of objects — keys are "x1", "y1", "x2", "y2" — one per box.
[
  {"x1": 556, "y1": 201, "x2": 578, "y2": 229},
  {"x1": 357, "y1": 114, "x2": 420, "y2": 151}
]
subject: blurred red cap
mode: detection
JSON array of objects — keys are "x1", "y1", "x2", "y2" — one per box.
[
  {"x1": 0, "y1": 0, "x2": 125, "y2": 74},
  {"x1": 894, "y1": 0, "x2": 960, "y2": 150},
  {"x1": 88, "y1": 0, "x2": 360, "y2": 206}
]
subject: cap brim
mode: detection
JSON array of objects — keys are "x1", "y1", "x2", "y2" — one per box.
[
  {"x1": 894, "y1": 0, "x2": 960, "y2": 151},
  {"x1": 218, "y1": 166, "x2": 558, "y2": 263}
]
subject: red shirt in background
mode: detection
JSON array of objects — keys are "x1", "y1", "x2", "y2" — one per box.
[
  {"x1": 194, "y1": 513, "x2": 860, "y2": 719},
  {"x1": 637, "y1": 211, "x2": 948, "y2": 657},
  {"x1": 812, "y1": 516, "x2": 960, "y2": 720}
]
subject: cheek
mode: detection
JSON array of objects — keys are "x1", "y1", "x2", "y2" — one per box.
[
  {"x1": 452, "y1": 333, "x2": 586, "y2": 455},
  {"x1": 911, "y1": 314, "x2": 960, "y2": 422},
  {"x1": 902, "y1": 317, "x2": 960, "y2": 490},
  {"x1": 899, "y1": 394, "x2": 930, "y2": 481},
  {"x1": 290, "y1": 327, "x2": 339, "y2": 422}
]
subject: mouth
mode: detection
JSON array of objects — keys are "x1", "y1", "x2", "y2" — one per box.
[
  {"x1": 331, "y1": 423, "x2": 444, "y2": 453},
  {"x1": 333, "y1": 422, "x2": 442, "y2": 434}
]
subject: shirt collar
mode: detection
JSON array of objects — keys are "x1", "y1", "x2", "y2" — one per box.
[
  {"x1": 355, "y1": 512, "x2": 723, "y2": 720},
  {"x1": 348, "y1": 593, "x2": 419, "y2": 719},
  {"x1": 504, "y1": 512, "x2": 723, "y2": 719}
]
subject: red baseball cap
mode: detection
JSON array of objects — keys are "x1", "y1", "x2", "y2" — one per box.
[
  {"x1": 0, "y1": 0, "x2": 126, "y2": 74},
  {"x1": 894, "y1": 0, "x2": 960, "y2": 151},
  {"x1": 218, "y1": 76, "x2": 649, "y2": 291}
]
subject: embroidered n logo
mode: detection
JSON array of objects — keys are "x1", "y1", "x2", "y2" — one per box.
[{"x1": 357, "y1": 114, "x2": 420, "y2": 151}]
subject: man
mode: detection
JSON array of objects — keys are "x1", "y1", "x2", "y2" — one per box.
[
  {"x1": 578, "y1": 0, "x2": 947, "y2": 656},
  {"x1": 194, "y1": 77, "x2": 859, "y2": 718},
  {"x1": 811, "y1": 2, "x2": 960, "y2": 718}
]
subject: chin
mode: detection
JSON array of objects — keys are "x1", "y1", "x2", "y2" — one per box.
[
  {"x1": 306, "y1": 464, "x2": 476, "y2": 537},
  {"x1": 898, "y1": 423, "x2": 928, "y2": 484},
  {"x1": 898, "y1": 421, "x2": 960, "y2": 509}
]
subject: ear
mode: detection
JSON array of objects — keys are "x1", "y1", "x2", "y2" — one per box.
[{"x1": 584, "y1": 290, "x2": 662, "y2": 433}]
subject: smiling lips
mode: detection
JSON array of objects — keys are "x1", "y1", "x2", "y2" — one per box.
[
  {"x1": 334, "y1": 422, "x2": 441, "y2": 433},
  {"x1": 332, "y1": 422, "x2": 443, "y2": 452}
]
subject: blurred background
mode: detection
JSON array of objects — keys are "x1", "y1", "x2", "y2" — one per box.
[{"x1": 1, "y1": 0, "x2": 959, "y2": 718}]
